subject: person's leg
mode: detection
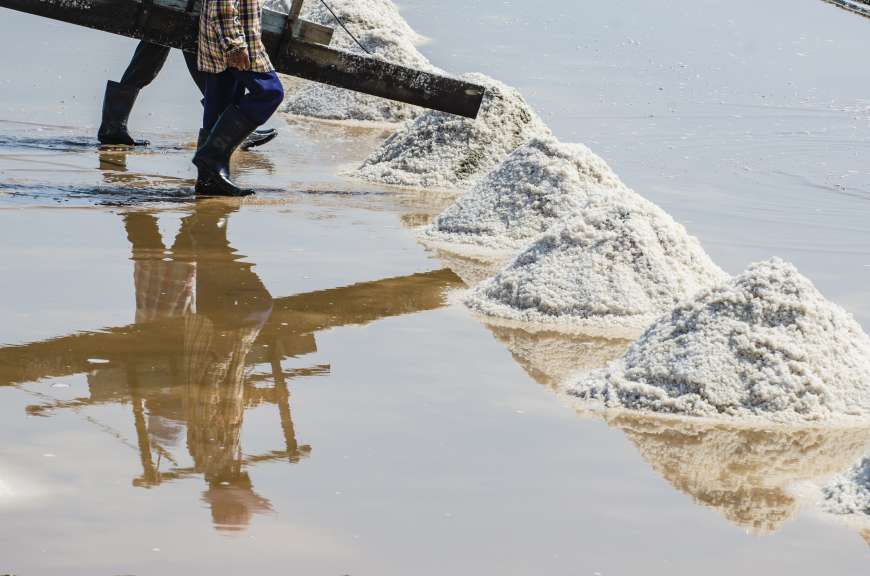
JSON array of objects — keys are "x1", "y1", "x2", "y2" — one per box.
[
  {"x1": 186, "y1": 52, "x2": 278, "y2": 150},
  {"x1": 194, "y1": 71, "x2": 251, "y2": 196},
  {"x1": 182, "y1": 51, "x2": 207, "y2": 97},
  {"x1": 202, "y1": 71, "x2": 238, "y2": 131},
  {"x1": 234, "y1": 71, "x2": 285, "y2": 127},
  {"x1": 193, "y1": 71, "x2": 283, "y2": 197},
  {"x1": 98, "y1": 42, "x2": 172, "y2": 146},
  {"x1": 231, "y1": 77, "x2": 280, "y2": 150},
  {"x1": 121, "y1": 42, "x2": 172, "y2": 89}
]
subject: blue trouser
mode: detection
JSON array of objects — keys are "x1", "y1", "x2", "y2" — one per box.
[{"x1": 202, "y1": 69, "x2": 284, "y2": 130}]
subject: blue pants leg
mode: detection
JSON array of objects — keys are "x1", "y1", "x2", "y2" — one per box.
[
  {"x1": 202, "y1": 71, "x2": 243, "y2": 130},
  {"x1": 202, "y1": 70, "x2": 284, "y2": 131}
]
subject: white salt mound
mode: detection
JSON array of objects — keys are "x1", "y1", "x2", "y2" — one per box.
[
  {"x1": 421, "y1": 136, "x2": 627, "y2": 255},
  {"x1": 354, "y1": 73, "x2": 551, "y2": 190},
  {"x1": 465, "y1": 197, "x2": 727, "y2": 333},
  {"x1": 569, "y1": 258, "x2": 870, "y2": 423},
  {"x1": 282, "y1": 0, "x2": 435, "y2": 123},
  {"x1": 822, "y1": 457, "x2": 870, "y2": 517}
]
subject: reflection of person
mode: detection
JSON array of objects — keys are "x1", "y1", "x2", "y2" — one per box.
[
  {"x1": 98, "y1": 42, "x2": 278, "y2": 149},
  {"x1": 176, "y1": 203, "x2": 275, "y2": 528},
  {"x1": 192, "y1": 0, "x2": 284, "y2": 196},
  {"x1": 124, "y1": 211, "x2": 196, "y2": 324},
  {"x1": 118, "y1": 203, "x2": 277, "y2": 529}
]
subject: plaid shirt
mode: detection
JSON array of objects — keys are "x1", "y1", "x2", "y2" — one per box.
[{"x1": 198, "y1": 0, "x2": 274, "y2": 74}]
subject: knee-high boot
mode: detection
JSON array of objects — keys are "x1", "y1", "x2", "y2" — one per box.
[
  {"x1": 193, "y1": 105, "x2": 257, "y2": 197},
  {"x1": 97, "y1": 81, "x2": 149, "y2": 146}
]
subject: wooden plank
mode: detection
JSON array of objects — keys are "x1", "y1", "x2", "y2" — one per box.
[
  {"x1": 820, "y1": 0, "x2": 870, "y2": 18},
  {"x1": 287, "y1": 0, "x2": 305, "y2": 39},
  {"x1": 261, "y1": 6, "x2": 333, "y2": 46},
  {"x1": 0, "y1": 0, "x2": 484, "y2": 118}
]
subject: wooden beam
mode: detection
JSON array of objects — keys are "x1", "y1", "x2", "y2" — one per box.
[
  {"x1": 287, "y1": 0, "x2": 305, "y2": 39},
  {"x1": 0, "y1": 0, "x2": 484, "y2": 118},
  {"x1": 820, "y1": 0, "x2": 870, "y2": 18}
]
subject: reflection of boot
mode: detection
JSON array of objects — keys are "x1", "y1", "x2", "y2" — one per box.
[
  {"x1": 193, "y1": 106, "x2": 256, "y2": 197},
  {"x1": 97, "y1": 81, "x2": 149, "y2": 146}
]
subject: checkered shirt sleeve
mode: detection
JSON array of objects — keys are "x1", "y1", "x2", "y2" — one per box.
[{"x1": 198, "y1": 0, "x2": 274, "y2": 74}]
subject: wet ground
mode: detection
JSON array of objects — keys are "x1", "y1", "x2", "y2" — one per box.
[{"x1": 2, "y1": 0, "x2": 870, "y2": 573}]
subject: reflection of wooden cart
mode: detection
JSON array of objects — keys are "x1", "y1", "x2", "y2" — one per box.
[
  {"x1": 0, "y1": 197, "x2": 463, "y2": 530},
  {"x1": 2, "y1": 269, "x2": 463, "y2": 491},
  {"x1": 0, "y1": 0, "x2": 485, "y2": 118}
]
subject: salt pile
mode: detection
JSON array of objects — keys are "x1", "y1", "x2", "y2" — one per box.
[
  {"x1": 281, "y1": 0, "x2": 435, "y2": 123},
  {"x1": 301, "y1": 0, "x2": 426, "y2": 46},
  {"x1": 421, "y1": 136, "x2": 627, "y2": 256},
  {"x1": 354, "y1": 73, "x2": 551, "y2": 190},
  {"x1": 465, "y1": 197, "x2": 727, "y2": 334},
  {"x1": 569, "y1": 258, "x2": 870, "y2": 423},
  {"x1": 611, "y1": 414, "x2": 870, "y2": 534},
  {"x1": 821, "y1": 457, "x2": 870, "y2": 518}
]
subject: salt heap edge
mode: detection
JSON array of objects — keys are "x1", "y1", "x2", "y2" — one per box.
[
  {"x1": 464, "y1": 196, "x2": 728, "y2": 334},
  {"x1": 568, "y1": 258, "x2": 870, "y2": 424},
  {"x1": 353, "y1": 73, "x2": 552, "y2": 191},
  {"x1": 420, "y1": 136, "x2": 628, "y2": 257}
]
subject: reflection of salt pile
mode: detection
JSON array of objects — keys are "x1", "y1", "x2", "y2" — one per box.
[
  {"x1": 465, "y1": 198, "x2": 727, "y2": 334},
  {"x1": 571, "y1": 258, "x2": 870, "y2": 423},
  {"x1": 282, "y1": 0, "x2": 434, "y2": 123},
  {"x1": 355, "y1": 74, "x2": 551, "y2": 190},
  {"x1": 611, "y1": 414, "x2": 870, "y2": 534},
  {"x1": 822, "y1": 458, "x2": 870, "y2": 517},
  {"x1": 433, "y1": 250, "x2": 506, "y2": 286},
  {"x1": 485, "y1": 324, "x2": 630, "y2": 389},
  {"x1": 421, "y1": 137, "x2": 627, "y2": 256}
]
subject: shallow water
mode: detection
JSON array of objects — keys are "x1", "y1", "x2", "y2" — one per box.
[{"x1": 2, "y1": 0, "x2": 870, "y2": 573}]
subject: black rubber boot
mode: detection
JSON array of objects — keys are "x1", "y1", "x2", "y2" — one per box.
[
  {"x1": 197, "y1": 128, "x2": 210, "y2": 149},
  {"x1": 194, "y1": 128, "x2": 210, "y2": 190},
  {"x1": 240, "y1": 128, "x2": 278, "y2": 151},
  {"x1": 193, "y1": 105, "x2": 257, "y2": 197},
  {"x1": 97, "y1": 81, "x2": 149, "y2": 146},
  {"x1": 198, "y1": 127, "x2": 276, "y2": 151}
]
